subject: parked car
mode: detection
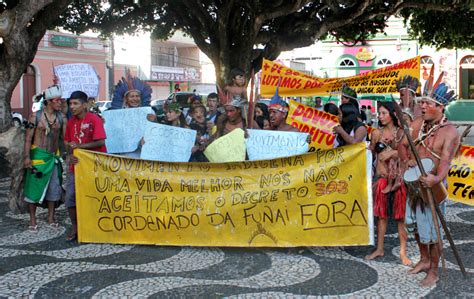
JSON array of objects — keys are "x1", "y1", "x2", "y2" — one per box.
[
  {"x1": 96, "y1": 101, "x2": 112, "y2": 112},
  {"x1": 166, "y1": 92, "x2": 197, "y2": 110},
  {"x1": 11, "y1": 112, "x2": 24, "y2": 127}
]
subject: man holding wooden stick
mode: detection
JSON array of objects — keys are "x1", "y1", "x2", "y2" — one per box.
[{"x1": 400, "y1": 80, "x2": 460, "y2": 287}]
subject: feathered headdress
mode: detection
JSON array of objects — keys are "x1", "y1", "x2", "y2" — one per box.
[
  {"x1": 419, "y1": 66, "x2": 456, "y2": 106},
  {"x1": 269, "y1": 77, "x2": 288, "y2": 113},
  {"x1": 341, "y1": 83, "x2": 357, "y2": 100},
  {"x1": 395, "y1": 75, "x2": 420, "y2": 94},
  {"x1": 112, "y1": 68, "x2": 152, "y2": 109}
]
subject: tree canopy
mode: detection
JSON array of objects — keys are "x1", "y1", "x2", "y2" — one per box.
[{"x1": 58, "y1": 0, "x2": 473, "y2": 86}]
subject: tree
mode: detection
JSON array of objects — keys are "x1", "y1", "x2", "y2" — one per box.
[
  {"x1": 0, "y1": 0, "x2": 72, "y2": 212},
  {"x1": 60, "y1": 0, "x2": 472, "y2": 88}
]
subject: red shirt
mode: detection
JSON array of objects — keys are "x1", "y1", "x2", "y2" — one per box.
[{"x1": 65, "y1": 112, "x2": 107, "y2": 171}]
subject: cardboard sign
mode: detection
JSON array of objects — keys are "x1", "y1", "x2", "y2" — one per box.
[
  {"x1": 75, "y1": 142, "x2": 374, "y2": 247},
  {"x1": 54, "y1": 63, "x2": 100, "y2": 98},
  {"x1": 204, "y1": 128, "x2": 246, "y2": 162},
  {"x1": 103, "y1": 107, "x2": 153, "y2": 154},
  {"x1": 246, "y1": 129, "x2": 309, "y2": 160},
  {"x1": 141, "y1": 122, "x2": 196, "y2": 162}
]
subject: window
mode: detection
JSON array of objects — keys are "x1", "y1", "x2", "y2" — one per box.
[
  {"x1": 339, "y1": 58, "x2": 356, "y2": 67},
  {"x1": 376, "y1": 58, "x2": 392, "y2": 66},
  {"x1": 421, "y1": 56, "x2": 434, "y2": 65}
]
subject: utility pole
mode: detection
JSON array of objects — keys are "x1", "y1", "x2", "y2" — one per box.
[{"x1": 108, "y1": 35, "x2": 115, "y2": 100}]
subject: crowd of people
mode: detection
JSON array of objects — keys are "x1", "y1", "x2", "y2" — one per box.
[{"x1": 21, "y1": 68, "x2": 460, "y2": 287}]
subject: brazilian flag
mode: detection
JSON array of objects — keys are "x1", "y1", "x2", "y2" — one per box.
[{"x1": 23, "y1": 146, "x2": 62, "y2": 203}]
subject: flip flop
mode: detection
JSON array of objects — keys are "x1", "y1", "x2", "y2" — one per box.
[{"x1": 27, "y1": 225, "x2": 38, "y2": 232}]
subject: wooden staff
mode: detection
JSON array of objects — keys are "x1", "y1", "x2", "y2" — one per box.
[
  {"x1": 247, "y1": 69, "x2": 255, "y2": 129},
  {"x1": 391, "y1": 97, "x2": 467, "y2": 277}
]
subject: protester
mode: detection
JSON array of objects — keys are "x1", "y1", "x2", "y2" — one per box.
[
  {"x1": 186, "y1": 95, "x2": 203, "y2": 124},
  {"x1": 206, "y1": 92, "x2": 221, "y2": 125},
  {"x1": 396, "y1": 75, "x2": 421, "y2": 121},
  {"x1": 23, "y1": 85, "x2": 66, "y2": 231},
  {"x1": 365, "y1": 102, "x2": 410, "y2": 266},
  {"x1": 400, "y1": 81, "x2": 460, "y2": 287},
  {"x1": 163, "y1": 102, "x2": 188, "y2": 128},
  {"x1": 213, "y1": 96, "x2": 247, "y2": 138},
  {"x1": 269, "y1": 101, "x2": 298, "y2": 132},
  {"x1": 254, "y1": 102, "x2": 269, "y2": 120},
  {"x1": 255, "y1": 115, "x2": 270, "y2": 130},
  {"x1": 189, "y1": 105, "x2": 209, "y2": 162},
  {"x1": 315, "y1": 96, "x2": 323, "y2": 111},
  {"x1": 224, "y1": 68, "x2": 247, "y2": 101},
  {"x1": 333, "y1": 103, "x2": 367, "y2": 146},
  {"x1": 340, "y1": 85, "x2": 359, "y2": 112},
  {"x1": 64, "y1": 90, "x2": 107, "y2": 242},
  {"x1": 268, "y1": 90, "x2": 298, "y2": 132}
]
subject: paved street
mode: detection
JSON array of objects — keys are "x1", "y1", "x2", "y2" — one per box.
[{"x1": 0, "y1": 176, "x2": 472, "y2": 298}]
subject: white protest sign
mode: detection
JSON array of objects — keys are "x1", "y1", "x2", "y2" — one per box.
[
  {"x1": 54, "y1": 63, "x2": 100, "y2": 98},
  {"x1": 103, "y1": 107, "x2": 153, "y2": 153},
  {"x1": 246, "y1": 129, "x2": 309, "y2": 161},
  {"x1": 141, "y1": 122, "x2": 196, "y2": 162}
]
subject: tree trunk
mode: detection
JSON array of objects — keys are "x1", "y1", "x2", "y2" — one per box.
[{"x1": 0, "y1": 0, "x2": 72, "y2": 212}]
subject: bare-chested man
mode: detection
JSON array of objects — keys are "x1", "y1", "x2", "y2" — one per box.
[
  {"x1": 400, "y1": 82, "x2": 460, "y2": 287},
  {"x1": 269, "y1": 100, "x2": 298, "y2": 132},
  {"x1": 23, "y1": 86, "x2": 66, "y2": 231},
  {"x1": 213, "y1": 97, "x2": 247, "y2": 139},
  {"x1": 396, "y1": 75, "x2": 421, "y2": 122}
]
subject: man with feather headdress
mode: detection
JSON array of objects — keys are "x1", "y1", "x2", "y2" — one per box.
[{"x1": 400, "y1": 69, "x2": 460, "y2": 287}]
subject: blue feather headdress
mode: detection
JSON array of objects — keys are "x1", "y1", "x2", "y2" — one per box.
[
  {"x1": 419, "y1": 67, "x2": 456, "y2": 106},
  {"x1": 112, "y1": 68, "x2": 152, "y2": 109}
]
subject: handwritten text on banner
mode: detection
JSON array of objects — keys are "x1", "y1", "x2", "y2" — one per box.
[
  {"x1": 260, "y1": 57, "x2": 420, "y2": 97},
  {"x1": 75, "y1": 142, "x2": 374, "y2": 247},
  {"x1": 287, "y1": 100, "x2": 339, "y2": 151}
]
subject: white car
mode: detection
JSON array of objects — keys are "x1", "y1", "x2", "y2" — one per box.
[
  {"x1": 96, "y1": 101, "x2": 112, "y2": 112},
  {"x1": 11, "y1": 112, "x2": 24, "y2": 127}
]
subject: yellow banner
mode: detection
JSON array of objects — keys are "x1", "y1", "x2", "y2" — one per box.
[
  {"x1": 448, "y1": 145, "x2": 474, "y2": 206},
  {"x1": 260, "y1": 56, "x2": 420, "y2": 97},
  {"x1": 75, "y1": 143, "x2": 373, "y2": 247},
  {"x1": 286, "y1": 100, "x2": 338, "y2": 150}
]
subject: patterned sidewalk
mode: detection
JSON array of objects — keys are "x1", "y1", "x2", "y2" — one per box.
[{"x1": 0, "y1": 177, "x2": 472, "y2": 298}]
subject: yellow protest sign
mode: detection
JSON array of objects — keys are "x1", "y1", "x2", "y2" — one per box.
[
  {"x1": 204, "y1": 128, "x2": 246, "y2": 162},
  {"x1": 260, "y1": 56, "x2": 420, "y2": 97},
  {"x1": 448, "y1": 145, "x2": 474, "y2": 206},
  {"x1": 286, "y1": 100, "x2": 338, "y2": 150},
  {"x1": 75, "y1": 142, "x2": 374, "y2": 247}
]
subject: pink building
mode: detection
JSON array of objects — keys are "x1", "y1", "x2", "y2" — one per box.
[{"x1": 11, "y1": 31, "x2": 108, "y2": 117}]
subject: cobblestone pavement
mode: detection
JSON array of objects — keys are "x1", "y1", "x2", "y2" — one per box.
[{"x1": 0, "y1": 177, "x2": 472, "y2": 298}]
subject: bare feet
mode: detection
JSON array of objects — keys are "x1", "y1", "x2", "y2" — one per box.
[
  {"x1": 400, "y1": 253, "x2": 412, "y2": 266},
  {"x1": 365, "y1": 250, "x2": 384, "y2": 260},
  {"x1": 408, "y1": 260, "x2": 430, "y2": 274},
  {"x1": 419, "y1": 271, "x2": 439, "y2": 287},
  {"x1": 391, "y1": 179, "x2": 401, "y2": 192}
]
